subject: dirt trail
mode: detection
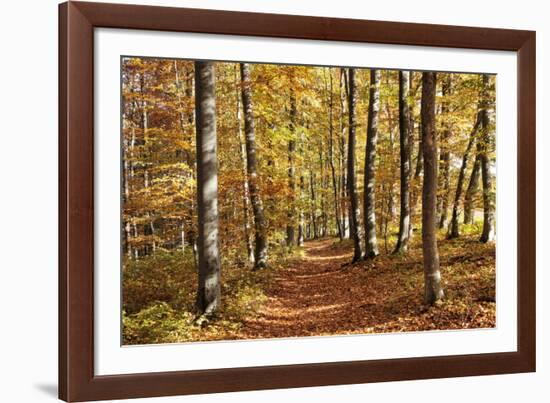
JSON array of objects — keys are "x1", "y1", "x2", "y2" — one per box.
[
  {"x1": 241, "y1": 238, "x2": 370, "y2": 338},
  {"x1": 240, "y1": 236, "x2": 496, "y2": 339}
]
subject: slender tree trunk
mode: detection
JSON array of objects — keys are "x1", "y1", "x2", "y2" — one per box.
[
  {"x1": 309, "y1": 169, "x2": 318, "y2": 238},
  {"x1": 394, "y1": 71, "x2": 412, "y2": 253},
  {"x1": 319, "y1": 141, "x2": 327, "y2": 237},
  {"x1": 364, "y1": 69, "x2": 380, "y2": 258},
  {"x1": 326, "y1": 70, "x2": 344, "y2": 240},
  {"x1": 448, "y1": 112, "x2": 482, "y2": 238},
  {"x1": 298, "y1": 126, "x2": 306, "y2": 246},
  {"x1": 139, "y1": 74, "x2": 157, "y2": 256},
  {"x1": 421, "y1": 72, "x2": 444, "y2": 305},
  {"x1": 298, "y1": 172, "x2": 305, "y2": 246},
  {"x1": 347, "y1": 68, "x2": 364, "y2": 262},
  {"x1": 464, "y1": 154, "x2": 481, "y2": 224},
  {"x1": 438, "y1": 75, "x2": 452, "y2": 229},
  {"x1": 235, "y1": 66, "x2": 254, "y2": 263},
  {"x1": 286, "y1": 88, "x2": 297, "y2": 247},
  {"x1": 194, "y1": 61, "x2": 221, "y2": 315},
  {"x1": 122, "y1": 105, "x2": 133, "y2": 258},
  {"x1": 339, "y1": 68, "x2": 349, "y2": 238},
  {"x1": 478, "y1": 74, "x2": 496, "y2": 243},
  {"x1": 409, "y1": 73, "x2": 422, "y2": 240},
  {"x1": 240, "y1": 63, "x2": 268, "y2": 269}
]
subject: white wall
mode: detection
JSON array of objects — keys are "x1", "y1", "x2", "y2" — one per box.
[{"x1": 0, "y1": 1, "x2": 545, "y2": 402}]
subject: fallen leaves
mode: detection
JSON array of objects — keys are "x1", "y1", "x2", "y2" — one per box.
[{"x1": 123, "y1": 234, "x2": 495, "y2": 344}]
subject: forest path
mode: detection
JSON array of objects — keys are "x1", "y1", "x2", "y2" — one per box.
[
  {"x1": 238, "y1": 236, "x2": 496, "y2": 340},
  {"x1": 241, "y1": 238, "x2": 374, "y2": 338}
]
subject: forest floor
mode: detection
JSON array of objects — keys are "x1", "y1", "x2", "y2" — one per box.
[
  {"x1": 238, "y1": 236, "x2": 496, "y2": 339},
  {"x1": 123, "y1": 233, "x2": 496, "y2": 344}
]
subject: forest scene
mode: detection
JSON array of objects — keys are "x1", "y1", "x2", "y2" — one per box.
[{"x1": 121, "y1": 57, "x2": 496, "y2": 345}]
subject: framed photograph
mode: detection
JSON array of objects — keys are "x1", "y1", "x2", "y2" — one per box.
[{"x1": 59, "y1": 1, "x2": 535, "y2": 401}]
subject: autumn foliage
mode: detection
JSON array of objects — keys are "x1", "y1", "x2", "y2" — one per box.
[{"x1": 121, "y1": 58, "x2": 496, "y2": 345}]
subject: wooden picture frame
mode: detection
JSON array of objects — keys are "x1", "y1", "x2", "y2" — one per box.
[{"x1": 59, "y1": 1, "x2": 536, "y2": 401}]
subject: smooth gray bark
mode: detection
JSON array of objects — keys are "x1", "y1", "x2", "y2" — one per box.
[
  {"x1": 347, "y1": 68, "x2": 364, "y2": 262},
  {"x1": 464, "y1": 154, "x2": 481, "y2": 224},
  {"x1": 478, "y1": 74, "x2": 496, "y2": 243},
  {"x1": 364, "y1": 69, "x2": 380, "y2": 258},
  {"x1": 339, "y1": 68, "x2": 350, "y2": 238},
  {"x1": 326, "y1": 70, "x2": 344, "y2": 240},
  {"x1": 421, "y1": 72, "x2": 444, "y2": 305},
  {"x1": 448, "y1": 112, "x2": 482, "y2": 238},
  {"x1": 235, "y1": 66, "x2": 254, "y2": 263},
  {"x1": 240, "y1": 63, "x2": 268, "y2": 268},
  {"x1": 394, "y1": 71, "x2": 412, "y2": 254},
  {"x1": 286, "y1": 89, "x2": 297, "y2": 247},
  {"x1": 438, "y1": 75, "x2": 452, "y2": 230},
  {"x1": 195, "y1": 61, "x2": 221, "y2": 315}
]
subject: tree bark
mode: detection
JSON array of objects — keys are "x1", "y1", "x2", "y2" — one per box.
[
  {"x1": 298, "y1": 172, "x2": 306, "y2": 246},
  {"x1": 326, "y1": 70, "x2": 344, "y2": 240},
  {"x1": 240, "y1": 63, "x2": 268, "y2": 268},
  {"x1": 394, "y1": 71, "x2": 412, "y2": 254},
  {"x1": 478, "y1": 74, "x2": 496, "y2": 243},
  {"x1": 421, "y1": 72, "x2": 444, "y2": 305},
  {"x1": 438, "y1": 75, "x2": 452, "y2": 229},
  {"x1": 347, "y1": 68, "x2": 364, "y2": 262},
  {"x1": 464, "y1": 154, "x2": 481, "y2": 224},
  {"x1": 364, "y1": 69, "x2": 380, "y2": 258},
  {"x1": 235, "y1": 65, "x2": 254, "y2": 263},
  {"x1": 409, "y1": 72, "x2": 422, "y2": 240},
  {"x1": 339, "y1": 68, "x2": 350, "y2": 238},
  {"x1": 194, "y1": 61, "x2": 221, "y2": 315},
  {"x1": 286, "y1": 87, "x2": 297, "y2": 247},
  {"x1": 448, "y1": 112, "x2": 482, "y2": 238}
]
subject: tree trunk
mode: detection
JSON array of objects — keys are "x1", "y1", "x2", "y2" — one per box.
[
  {"x1": 309, "y1": 169, "x2": 318, "y2": 238},
  {"x1": 339, "y1": 68, "x2": 350, "y2": 238},
  {"x1": 194, "y1": 61, "x2": 221, "y2": 315},
  {"x1": 409, "y1": 72, "x2": 422, "y2": 240},
  {"x1": 394, "y1": 71, "x2": 412, "y2": 254},
  {"x1": 464, "y1": 154, "x2": 481, "y2": 224},
  {"x1": 364, "y1": 69, "x2": 380, "y2": 258},
  {"x1": 235, "y1": 66, "x2": 254, "y2": 263},
  {"x1": 298, "y1": 173, "x2": 305, "y2": 246},
  {"x1": 421, "y1": 72, "x2": 444, "y2": 305},
  {"x1": 438, "y1": 75, "x2": 452, "y2": 229},
  {"x1": 347, "y1": 68, "x2": 364, "y2": 262},
  {"x1": 478, "y1": 74, "x2": 496, "y2": 243},
  {"x1": 327, "y1": 70, "x2": 344, "y2": 240},
  {"x1": 286, "y1": 88, "x2": 297, "y2": 247},
  {"x1": 448, "y1": 112, "x2": 482, "y2": 238},
  {"x1": 240, "y1": 63, "x2": 268, "y2": 269}
]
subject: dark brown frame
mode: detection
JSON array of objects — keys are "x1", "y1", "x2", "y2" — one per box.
[{"x1": 59, "y1": 1, "x2": 536, "y2": 401}]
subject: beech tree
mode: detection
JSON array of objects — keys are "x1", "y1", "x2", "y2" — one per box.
[
  {"x1": 195, "y1": 61, "x2": 221, "y2": 315},
  {"x1": 394, "y1": 70, "x2": 411, "y2": 254},
  {"x1": 421, "y1": 72, "x2": 444, "y2": 305},
  {"x1": 478, "y1": 74, "x2": 495, "y2": 243},
  {"x1": 438, "y1": 75, "x2": 452, "y2": 229},
  {"x1": 240, "y1": 63, "x2": 268, "y2": 269},
  {"x1": 448, "y1": 112, "x2": 482, "y2": 239},
  {"x1": 287, "y1": 87, "x2": 297, "y2": 248},
  {"x1": 348, "y1": 68, "x2": 364, "y2": 262},
  {"x1": 234, "y1": 66, "x2": 254, "y2": 263},
  {"x1": 364, "y1": 69, "x2": 381, "y2": 258},
  {"x1": 464, "y1": 154, "x2": 481, "y2": 224}
]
